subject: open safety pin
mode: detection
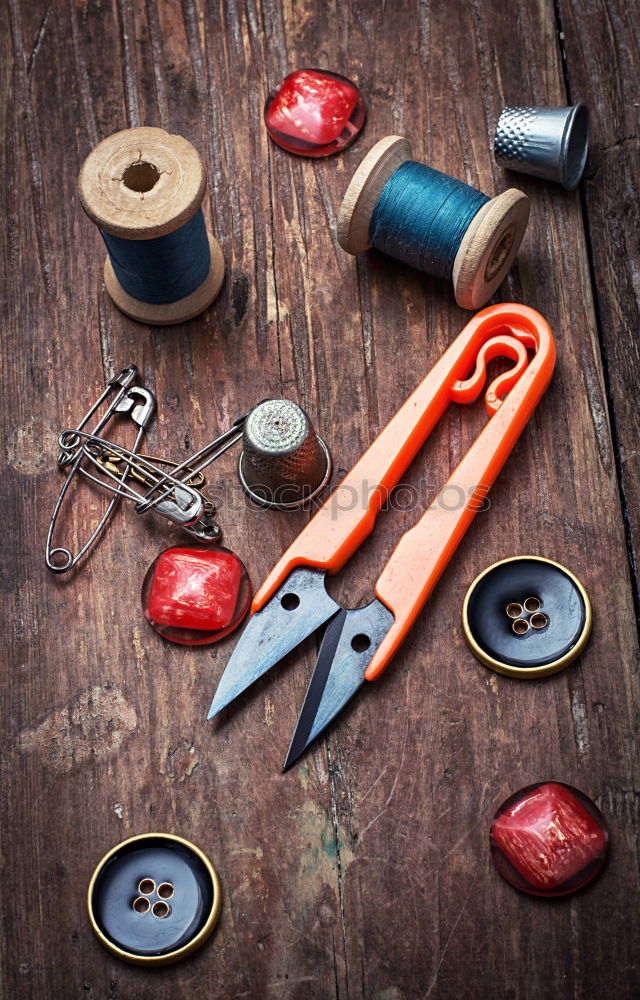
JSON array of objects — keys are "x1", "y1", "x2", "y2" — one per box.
[
  {"x1": 45, "y1": 367, "x2": 156, "y2": 573},
  {"x1": 207, "y1": 304, "x2": 556, "y2": 769},
  {"x1": 71, "y1": 414, "x2": 247, "y2": 541}
]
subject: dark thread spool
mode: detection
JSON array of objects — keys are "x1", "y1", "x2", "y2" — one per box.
[
  {"x1": 78, "y1": 127, "x2": 225, "y2": 325},
  {"x1": 338, "y1": 135, "x2": 530, "y2": 310}
]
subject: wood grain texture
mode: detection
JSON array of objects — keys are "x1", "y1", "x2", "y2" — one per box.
[
  {"x1": 557, "y1": 0, "x2": 640, "y2": 619},
  {"x1": 1, "y1": 1, "x2": 638, "y2": 998}
]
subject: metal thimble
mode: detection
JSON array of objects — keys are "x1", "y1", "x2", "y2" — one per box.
[
  {"x1": 494, "y1": 103, "x2": 589, "y2": 190},
  {"x1": 238, "y1": 399, "x2": 332, "y2": 509}
]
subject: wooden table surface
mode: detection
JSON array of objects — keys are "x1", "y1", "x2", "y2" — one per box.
[{"x1": 2, "y1": 1, "x2": 639, "y2": 998}]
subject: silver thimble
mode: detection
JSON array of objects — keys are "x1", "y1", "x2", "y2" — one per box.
[
  {"x1": 238, "y1": 399, "x2": 332, "y2": 509},
  {"x1": 494, "y1": 103, "x2": 589, "y2": 190}
]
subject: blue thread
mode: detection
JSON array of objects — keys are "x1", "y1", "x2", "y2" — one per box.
[
  {"x1": 369, "y1": 161, "x2": 489, "y2": 281},
  {"x1": 102, "y1": 209, "x2": 210, "y2": 304}
]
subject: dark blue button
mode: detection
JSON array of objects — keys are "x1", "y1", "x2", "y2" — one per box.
[
  {"x1": 88, "y1": 834, "x2": 221, "y2": 965},
  {"x1": 463, "y1": 556, "x2": 591, "y2": 678}
]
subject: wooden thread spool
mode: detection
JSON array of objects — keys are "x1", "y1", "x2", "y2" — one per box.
[
  {"x1": 337, "y1": 135, "x2": 530, "y2": 310},
  {"x1": 78, "y1": 127, "x2": 225, "y2": 325}
]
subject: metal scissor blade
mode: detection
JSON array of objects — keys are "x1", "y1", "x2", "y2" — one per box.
[
  {"x1": 283, "y1": 598, "x2": 394, "y2": 771},
  {"x1": 207, "y1": 567, "x2": 340, "y2": 719}
]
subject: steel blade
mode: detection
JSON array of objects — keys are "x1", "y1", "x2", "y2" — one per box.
[
  {"x1": 283, "y1": 598, "x2": 394, "y2": 770},
  {"x1": 207, "y1": 567, "x2": 339, "y2": 719}
]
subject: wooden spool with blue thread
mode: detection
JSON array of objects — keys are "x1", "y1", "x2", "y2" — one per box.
[
  {"x1": 338, "y1": 136, "x2": 530, "y2": 309},
  {"x1": 78, "y1": 127, "x2": 225, "y2": 325}
]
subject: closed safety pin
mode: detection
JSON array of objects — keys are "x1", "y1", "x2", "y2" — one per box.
[
  {"x1": 95, "y1": 453, "x2": 216, "y2": 516},
  {"x1": 45, "y1": 367, "x2": 156, "y2": 574},
  {"x1": 56, "y1": 365, "x2": 137, "y2": 468},
  {"x1": 72, "y1": 416, "x2": 247, "y2": 541}
]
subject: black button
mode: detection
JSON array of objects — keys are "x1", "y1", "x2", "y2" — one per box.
[
  {"x1": 462, "y1": 556, "x2": 591, "y2": 678},
  {"x1": 88, "y1": 834, "x2": 221, "y2": 965}
]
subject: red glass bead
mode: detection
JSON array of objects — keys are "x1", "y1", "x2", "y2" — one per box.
[
  {"x1": 490, "y1": 782, "x2": 608, "y2": 896},
  {"x1": 264, "y1": 68, "x2": 366, "y2": 157},
  {"x1": 142, "y1": 546, "x2": 251, "y2": 646}
]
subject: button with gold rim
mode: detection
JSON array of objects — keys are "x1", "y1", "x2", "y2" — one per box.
[
  {"x1": 462, "y1": 556, "x2": 591, "y2": 678},
  {"x1": 87, "y1": 833, "x2": 222, "y2": 965}
]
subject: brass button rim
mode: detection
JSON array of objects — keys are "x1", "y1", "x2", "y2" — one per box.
[
  {"x1": 87, "y1": 832, "x2": 222, "y2": 966},
  {"x1": 462, "y1": 555, "x2": 592, "y2": 679}
]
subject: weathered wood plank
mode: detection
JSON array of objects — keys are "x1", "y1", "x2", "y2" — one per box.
[
  {"x1": 558, "y1": 0, "x2": 640, "y2": 610},
  {"x1": 1, "y1": 0, "x2": 638, "y2": 998}
]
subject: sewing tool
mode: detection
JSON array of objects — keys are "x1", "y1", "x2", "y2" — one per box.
[
  {"x1": 494, "y1": 103, "x2": 589, "y2": 190},
  {"x1": 207, "y1": 303, "x2": 556, "y2": 770},
  {"x1": 87, "y1": 833, "x2": 222, "y2": 965},
  {"x1": 78, "y1": 127, "x2": 224, "y2": 325},
  {"x1": 337, "y1": 136, "x2": 530, "y2": 309},
  {"x1": 490, "y1": 783, "x2": 608, "y2": 896},
  {"x1": 47, "y1": 388, "x2": 332, "y2": 571},
  {"x1": 462, "y1": 555, "x2": 592, "y2": 677},
  {"x1": 264, "y1": 68, "x2": 366, "y2": 156},
  {"x1": 74, "y1": 422, "x2": 233, "y2": 542},
  {"x1": 142, "y1": 546, "x2": 252, "y2": 646},
  {"x1": 238, "y1": 398, "x2": 332, "y2": 509},
  {"x1": 45, "y1": 365, "x2": 156, "y2": 573},
  {"x1": 77, "y1": 399, "x2": 332, "y2": 519}
]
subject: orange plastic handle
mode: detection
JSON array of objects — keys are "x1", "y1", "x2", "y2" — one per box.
[
  {"x1": 366, "y1": 311, "x2": 555, "y2": 679},
  {"x1": 252, "y1": 304, "x2": 555, "y2": 618}
]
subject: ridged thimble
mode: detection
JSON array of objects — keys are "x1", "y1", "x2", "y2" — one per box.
[
  {"x1": 494, "y1": 103, "x2": 589, "y2": 190},
  {"x1": 238, "y1": 399, "x2": 332, "y2": 509}
]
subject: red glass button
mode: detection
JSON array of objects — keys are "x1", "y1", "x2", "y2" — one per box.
[
  {"x1": 490, "y1": 782, "x2": 609, "y2": 896},
  {"x1": 264, "y1": 68, "x2": 366, "y2": 157},
  {"x1": 142, "y1": 547, "x2": 251, "y2": 646}
]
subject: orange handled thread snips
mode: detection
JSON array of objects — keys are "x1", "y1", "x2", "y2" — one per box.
[{"x1": 207, "y1": 304, "x2": 556, "y2": 769}]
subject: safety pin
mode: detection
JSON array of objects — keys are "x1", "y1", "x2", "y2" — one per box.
[
  {"x1": 70, "y1": 415, "x2": 249, "y2": 540},
  {"x1": 95, "y1": 453, "x2": 215, "y2": 515},
  {"x1": 134, "y1": 415, "x2": 247, "y2": 515},
  {"x1": 73, "y1": 432, "x2": 216, "y2": 540},
  {"x1": 56, "y1": 365, "x2": 138, "y2": 468},
  {"x1": 45, "y1": 373, "x2": 156, "y2": 573}
]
